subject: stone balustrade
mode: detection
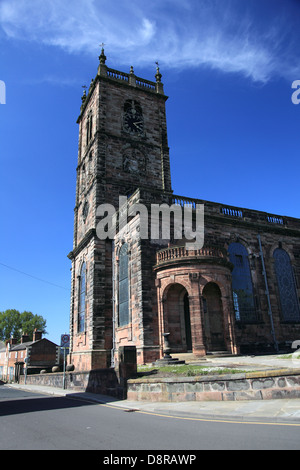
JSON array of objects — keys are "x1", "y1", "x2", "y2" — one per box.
[
  {"x1": 156, "y1": 245, "x2": 226, "y2": 267},
  {"x1": 106, "y1": 67, "x2": 159, "y2": 93}
]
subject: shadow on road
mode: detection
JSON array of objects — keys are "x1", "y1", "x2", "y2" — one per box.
[{"x1": 0, "y1": 391, "x2": 96, "y2": 417}]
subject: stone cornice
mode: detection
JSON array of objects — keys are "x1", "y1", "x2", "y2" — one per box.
[{"x1": 67, "y1": 228, "x2": 96, "y2": 260}]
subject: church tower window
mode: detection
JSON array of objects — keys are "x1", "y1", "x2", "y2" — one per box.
[
  {"x1": 118, "y1": 243, "x2": 129, "y2": 327},
  {"x1": 86, "y1": 113, "x2": 93, "y2": 145}
]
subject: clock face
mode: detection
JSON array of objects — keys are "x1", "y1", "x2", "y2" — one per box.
[{"x1": 123, "y1": 104, "x2": 144, "y2": 135}]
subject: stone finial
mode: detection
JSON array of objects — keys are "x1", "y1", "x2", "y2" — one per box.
[
  {"x1": 98, "y1": 45, "x2": 108, "y2": 76},
  {"x1": 99, "y1": 47, "x2": 107, "y2": 65},
  {"x1": 129, "y1": 65, "x2": 136, "y2": 86},
  {"x1": 155, "y1": 61, "x2": 164, "y2": 94},
  {"x1": 155, "y1": 61, "x2": 162, "y2": 82},
  {"x1": 81, "y1": 87, "x2": 87, "y2": 104}
]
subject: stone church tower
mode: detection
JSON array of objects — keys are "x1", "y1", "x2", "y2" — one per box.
[
  {"x1": 68, "y1": 49, "x2": 172, "y2": 370},
  {"x1": 68, "y1": 49, "x2": 300, "y2": 372}
]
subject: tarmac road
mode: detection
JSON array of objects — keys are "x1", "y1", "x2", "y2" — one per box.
[
  {"x1": 2, "y1": 354, "x2": 300, "y2": 450},
  {"x1": 1, "y1": 384, "x2": 300, "y2": 450}
]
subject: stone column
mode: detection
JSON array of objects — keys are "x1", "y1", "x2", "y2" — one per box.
[{"x1": 189, "y1": 280, "x2": 206, "y2": 356}]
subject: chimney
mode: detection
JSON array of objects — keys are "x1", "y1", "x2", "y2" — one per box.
[
  {"x1": 33, "y1": 329, "x2": 42, "y2": 342},
  {"x1": 10, "y1": 337, "x2": 18, "y2": 345},
  {"x1": 21, "y1": 333, "x2": 30, "y2": 344}
]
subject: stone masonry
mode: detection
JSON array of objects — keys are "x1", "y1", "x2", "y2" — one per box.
[{"x1": 68, "y1": 49, "x2": 300, "y2": 371}]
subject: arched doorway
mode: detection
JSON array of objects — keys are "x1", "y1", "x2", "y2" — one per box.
[
  {"x1": 164, "y1": 284, "x2": 192, "y2": 352},
  {"x1": 202, "y1": 282, "x2": 225, "y2": 352}
]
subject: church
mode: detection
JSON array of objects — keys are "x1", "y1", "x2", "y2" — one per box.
[{"x1": 67, "y1": 49, "x2": 300, "y2": 371}]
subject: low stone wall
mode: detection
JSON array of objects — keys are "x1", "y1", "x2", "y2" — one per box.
[
  {"x1": 127, "y1": 369, "x2": 300, "y2": 402},
  {"x1": 19, "y1": 368, "x2": 123, "y2": 398}
]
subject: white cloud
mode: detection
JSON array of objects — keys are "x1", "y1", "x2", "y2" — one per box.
[{"x1": 0, "y1": 0, "x2": 299, "y2": 83}]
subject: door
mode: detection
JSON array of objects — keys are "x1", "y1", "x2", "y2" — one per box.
[
  {"x1": 164, "y1": 284, "x2": 192, "y2": 352},
  {"x1": 203, "y1": 283, "x2": 226, "y2": 351}
]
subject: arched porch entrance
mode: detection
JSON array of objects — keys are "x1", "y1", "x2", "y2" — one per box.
[
  {"x1": 163, "y1": 283, "x2": 192, "y2": 353},
  {"x1": 202, "y1": 282, "x2": 226, "y2": 352},
  {"x1": 154, "y1": 244, "x2": 239, "y2": 358}
]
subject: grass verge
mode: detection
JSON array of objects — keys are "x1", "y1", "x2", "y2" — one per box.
[{"x1": 137, "y1": 364, "x2": 247, "y2": 377}]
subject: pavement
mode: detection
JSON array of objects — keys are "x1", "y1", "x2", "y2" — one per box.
[{"x1": 4, "y1": 354, "x2": 300, "y2": 424}]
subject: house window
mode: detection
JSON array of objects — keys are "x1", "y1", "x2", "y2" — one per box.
[
  {"x1": 273, "y1": 248, "x2": 300, "y2": 322},
  {"x1": 119, "y1": 243, "x2": 129, "y2": 327},
  {"x1": 228, "y1": 242, "x2": 257, "y2": 322},
  {"x1": 78, "y1": 262, "x2": 86, "y2": 332}
]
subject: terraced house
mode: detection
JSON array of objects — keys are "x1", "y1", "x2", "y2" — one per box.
[
  {"x1": 67, "y1": 49, "x2": 300, "y2": 371},
  {"x1": 0, "y1": 330, "x2": 59, "y2": 382}
]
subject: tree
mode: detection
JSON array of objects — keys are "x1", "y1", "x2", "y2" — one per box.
[{"x1": 0, "y1": 309, "x2": 47, "y2": 342}]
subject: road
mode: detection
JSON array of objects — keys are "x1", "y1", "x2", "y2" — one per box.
[{"x1": 0, "y1": 385, "x2": 300, "y2": 451}]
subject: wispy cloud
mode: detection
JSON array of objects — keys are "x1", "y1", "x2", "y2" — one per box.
[{"x1": 1, "y1": 0, "x2": 299, "y2": 83}]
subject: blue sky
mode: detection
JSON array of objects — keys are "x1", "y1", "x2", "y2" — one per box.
[{"x1": 0, "y1": 0, "x2": 300, "y2": 345}]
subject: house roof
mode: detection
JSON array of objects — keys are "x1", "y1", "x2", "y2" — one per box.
[
  {"x1": 0, "y1": 338, "x2": 59, "y2": 352},
  {"x1": 10, "y1": 341, "x2": 34, "y2": 351}
]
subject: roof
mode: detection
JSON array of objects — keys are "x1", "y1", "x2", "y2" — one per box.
[
  {"x1": 0, "y1": 337, "x2": 59, "y2": 352},
  {"x1": 10, "y1": 341, "x2": 34, "y2": 351}
]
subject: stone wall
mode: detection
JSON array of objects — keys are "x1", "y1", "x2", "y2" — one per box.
[
  {"x1": 127, "y1": 369, "x2": 300, "y2": 402},
  {"x1": 19, "y1": 369, "x2": 123, "y2": 398}
]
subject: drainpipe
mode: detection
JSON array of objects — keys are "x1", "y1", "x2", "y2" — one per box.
[{"x1": 257, "y1": 234, "x2": 279, "y2": 352}]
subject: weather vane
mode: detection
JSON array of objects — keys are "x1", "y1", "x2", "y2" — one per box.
[{"x1": 100, "y1": 42, "x2": 106, "y2": 49}]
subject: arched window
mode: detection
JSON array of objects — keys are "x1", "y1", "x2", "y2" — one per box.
[
  {"x1": 273, "y1": 248, "x2": 300, "y2": 322},
  {"x1": 78, "y1": 262, "x2": 86, "y2": 332},
  {"x1": 86, "y1": 113, "x2": 93, "y2": 145},
  {"x1": 228, "y1": 242, "x2": 256, "y2": 322},
  {"x1": 119, "y1": 244, "x2": 129, "y2": 326},
  {"x1": 88, "y1": 151, "x2": 93, "y2": 178}
]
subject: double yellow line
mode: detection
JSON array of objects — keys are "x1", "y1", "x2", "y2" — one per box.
[{"x1": 101, "y1": 402, "x2": 300, "y2": 427}]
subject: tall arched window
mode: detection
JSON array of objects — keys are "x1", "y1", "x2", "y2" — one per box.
[
  {"x1": 78, "y1": 262, "x2": 86, "y2": 332},
  {"x1": 86, "y1": 113, "x2": 93, "y2": 145},
  {"x1": 228, "y1": 242, "x2": 257, "y2": 322},
  {"x1": 273, "y1": 248, "x2": 300, "y2": 322},
  {"x1": 119, "y1": 243, "x2": 129, "y2": 326}
]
